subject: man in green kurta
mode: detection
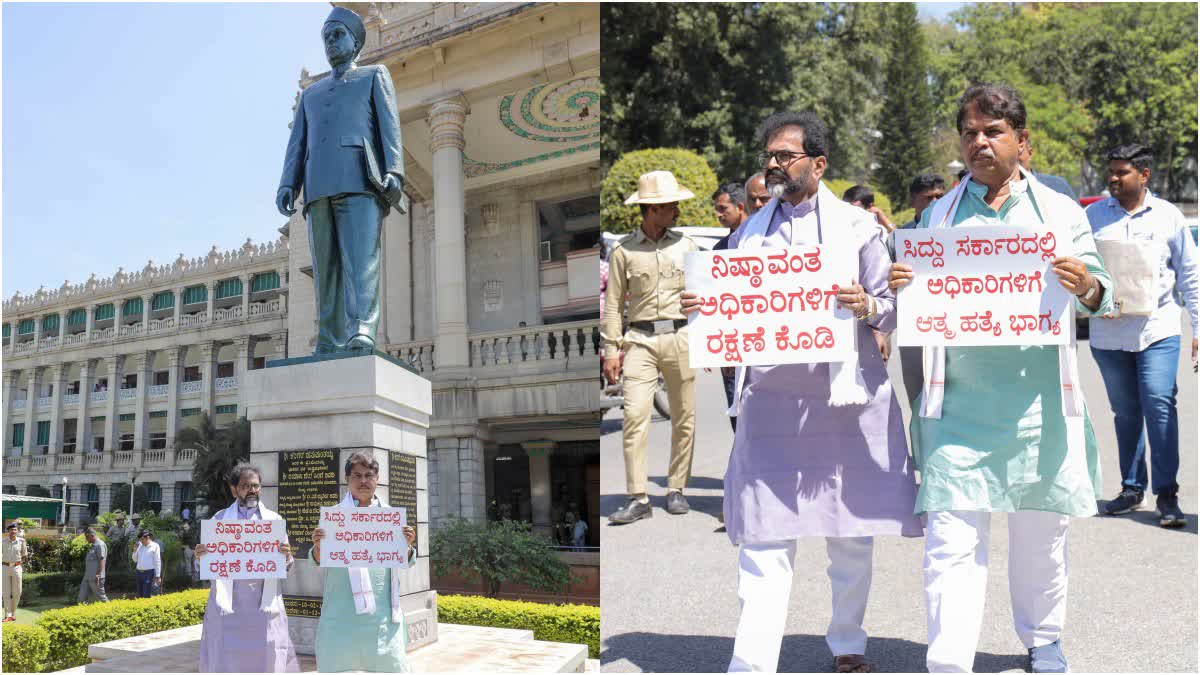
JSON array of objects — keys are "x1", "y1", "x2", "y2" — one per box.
[
  {"x1": 276, "y1": 7, "x2": 406, "y2": 355},
  {"x1": 892, "y1": 84, "x2": 1113, "y2": 674},
  {"x1": 310, "y1": 451, "x2": 416, "y2": 672}
]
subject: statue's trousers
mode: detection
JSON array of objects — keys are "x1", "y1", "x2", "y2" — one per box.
[{"x1": 306, "y1": 194, "x2": 383, "y2": 350}]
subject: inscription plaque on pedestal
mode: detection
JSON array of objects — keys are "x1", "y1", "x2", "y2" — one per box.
[
  {"x1": 278, "y1": 449, "x2": 340, "y2": 558},
  {"x1": 389, "y1": 452, "x2": 418, "y2": 555}
]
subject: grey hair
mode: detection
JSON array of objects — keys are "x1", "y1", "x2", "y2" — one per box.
[
  {"x1": 344, "y1": 450, "x2": 380, "y2": 477},
  {"x1": 228, "y1": 462, "x2": 263, "y2": 487}
]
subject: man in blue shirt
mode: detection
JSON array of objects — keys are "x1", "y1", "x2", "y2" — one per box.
[{"x1": 1087, "y1": 143, "x2": 1199, "y2": 527}]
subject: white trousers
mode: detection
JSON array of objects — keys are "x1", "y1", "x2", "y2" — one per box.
[
  {"x1": 729, "y1": 537, "x2": 873, "y2": 673},
  {"x1": 924, "y1": 510, "x2": 1070, "y2": 673}
]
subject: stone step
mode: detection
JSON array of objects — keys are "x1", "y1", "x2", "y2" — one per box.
[{"x1": 52, "y1": 622, "x2": 585, "y2": 673}]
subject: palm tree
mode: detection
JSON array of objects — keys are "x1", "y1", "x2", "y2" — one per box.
[{"x1": 178, "y1": 414, "x2": 250, "y2": 516}]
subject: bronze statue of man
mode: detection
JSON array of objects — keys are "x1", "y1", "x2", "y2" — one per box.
[{"x1": 277, "y1": 7, "x2": 405, "y2": 354}]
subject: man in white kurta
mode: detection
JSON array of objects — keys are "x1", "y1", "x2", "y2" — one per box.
[{"x1": 195, "y1": 463, "x2": 299, "y2": 673}]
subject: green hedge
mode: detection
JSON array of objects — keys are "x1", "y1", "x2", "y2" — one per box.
[
  {"x1": 20, "y1": 571, "x2": 72, "y2": 606},
  {"x1": 1, "y1": 623, "x2": 50, "y2": 673},
  {"x1": 438, "y1": 594, "x2": 600, "y2": 659},
  {"x1": 601, "y1": 147, "x2": 719, "y2": 234},
  {"x1": 34, "y1": 589, "x2": 207, "y2": 671}
]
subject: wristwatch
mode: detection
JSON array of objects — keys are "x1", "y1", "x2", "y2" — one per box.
[{"x1": 1080, "y1": 279, "x2": 1098, "y2": 302}]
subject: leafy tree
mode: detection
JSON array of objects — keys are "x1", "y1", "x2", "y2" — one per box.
[
  {"x1": 874, "y1": 2, "x2": 935, "y2": 205},
  {"x1": 431, "y1": 515, "x2": 575, "y2": 598},
  {"x1": 601, "y1": 148, "x2": 719, "y2": 233},
  {"x1": 109, "y1": 484, "x2": 153, "y2": 515},
  {"x1": 179, "y1": 414, "x2": 250, "y2": 517}
]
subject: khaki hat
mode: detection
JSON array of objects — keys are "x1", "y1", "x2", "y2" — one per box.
[{"x1": 623, "y1": 170, "x2": 696, "y2": 205}]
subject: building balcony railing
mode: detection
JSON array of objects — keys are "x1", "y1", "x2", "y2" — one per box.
[
  {"x1": 12, "y1": 399, "x2": 26, "y2": 410},
  {"x1": 385, "y1": 319, "x2": 601, "y2": 374},
  {"x1": 180, "y1": 381, "x2": 202, "y2": 394},
  {"x1": 91, "y1": 391, "x2": 108, "y2": 403},
  {"x1": 5, "y1": 299, "x2": 284, "y2": 359},
  {"x1": 148, "y1": 384, "x2": 169, "y2": 398},
  {"x1": 63, "y1": 393, "x2": 81, "y2": 407},
  {"x1": 214, "y1": 376, "x2": 238, "y2": 393},
  {"x1": 118, "y1": 388, "x2": 138, "y2": 401},
  {"x1": 37, "y1": 396, "x2": 51, "y2": 408},
  {"x1": 2, "y1": 446, "x2": 201, "y2": 474},
  {"x1": 470, "y1": 319, "x2": 600, "y2": 369}
]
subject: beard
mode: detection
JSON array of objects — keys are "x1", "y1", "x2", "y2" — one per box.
[
  {"x1": 765, "y1": 167, "x2": 816, "y2": 199},
  {"x1": 238, "y1": 493, "x2": 259, "y2": 509}
]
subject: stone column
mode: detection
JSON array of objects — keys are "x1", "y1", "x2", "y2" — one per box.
[
  {"x1": 2, "y1": 371, "x2": 15, "y2": 446},
  {"x1": 141, "y1": 293, "x2": 153, "y2": 329},
  {"x1": 160, "y1": 482, "x2": 177, "y2": 515},
  {"x1": 46, "y1": 365, "x2": 66, "y2": 453},
  {"x1": 270, "y1": 330, "x2": 288, "y2": 363},
  {"x1": 428, "y1": 95, "x2": 471, "y2": 370},
  {"x1": 22, "y1": 369, "x2": 38, "y2": 455},
  {"x1": 240, "y1": 273, "x2": 252, "y2": 317},
  {"x1": 85, "y1": 303, "x2": 96, "y2": 339},
  {"x1": 234, "y1": 336, "x2": 251, "y2": 413},
  {"x1": 205, "y1": 281, "x2": 217, "y2": 322},
  {"x1": 57, "y1": 311, "x2": 65, "y2": 339},
  {"x1": 97, "y1": 484, "x2": 112, "y2": 516},
  {"x1": 172, "y1": 288, "x2": 183, "y2": 326},
  {"x1": 523, "y1": 440, "x2": 556, "y2": 538},
  {"x1": 132, "y1": 352, "x2": 152, "y2": 451},
  {"x1": 78, "y1": 360, "x2": 94, "y2": 453},
  {"x1": 32, "y1": 316, "x2": 41, "y2": 352},
  {"x1": 200, "y1": 342, "x2": 217, "y2": 415},
  {"x1": 165, "y1": 348, "x2": 181, "y2": 448},
  {"x1": 519, "y1": 199, "x2": 542, "y2": 326},
  {"x1": 103, "y1": 357, "x2": 121, "y2": 453}
]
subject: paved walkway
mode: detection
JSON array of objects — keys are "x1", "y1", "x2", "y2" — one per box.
[{"x1": 600, "y1": 330, "x2": 1197, "y2": 672}]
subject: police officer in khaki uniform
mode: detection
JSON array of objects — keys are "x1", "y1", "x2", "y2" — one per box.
[
  {"x1": 2, "y1": 522, "x2": 29, "y2": 621},
  {"x1": 603, "y1": 170, "x2": 700, "y2": 524}
]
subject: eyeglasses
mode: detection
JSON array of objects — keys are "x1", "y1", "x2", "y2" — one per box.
[
  {"x1": 350, "y1": 472, "x2": 378, "y2": 482},
  {"x1": 759, "y1": 150, "x2": 810, "y2": 168}
]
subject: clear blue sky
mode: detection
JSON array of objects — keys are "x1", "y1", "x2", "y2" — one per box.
[
  {"x1": 917, "y1": 2, "x2": 968, "y2": 21},
  {"x1": 3, "y1": 2, "x2": 333, "y2": 297}
]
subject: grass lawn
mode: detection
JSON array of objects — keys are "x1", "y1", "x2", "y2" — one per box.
[
  {"x1": 14, "y1": 591, "x2": 144, "y2": 625},
  {"x1": 14, "y1": 597, "x2": 72, "y2": 625}
]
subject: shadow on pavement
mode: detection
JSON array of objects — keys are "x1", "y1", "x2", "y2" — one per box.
[
  {"x1": 601, "y1": 631, "x2": 1027, "y2": 672},
  {"x1": 601, "y1": 418, "x2": 623, "y2": 436},
  {"x1": 1095, "y1": 503, "x2": 1198, "y2": 534},
  {"x1": 601, "y1": 492, "x2": 725, "y2": 521}
]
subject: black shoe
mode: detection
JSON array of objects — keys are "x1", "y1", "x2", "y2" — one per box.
[
  {"x1": 609, "y1": 499, "x2": 652, "y2": 525},
  {"x1": 1157, "y1": 491, "x2": 1187, "y2": 528},
  {"x1": 665, "y1": 491, "x2": 689, "y2": 515},
  {"x1": 1104, "y1": 487, "x2": 1144, "y2": 515}
]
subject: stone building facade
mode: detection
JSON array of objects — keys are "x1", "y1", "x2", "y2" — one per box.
[{"x1": 3, "y1": 2, "x2": 601, "y2": 545}]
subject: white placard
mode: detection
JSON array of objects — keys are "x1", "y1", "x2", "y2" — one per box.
[
  {"x1": 684, "y1": 244, "x2": 858, "y2": 368},
  {"x1": 199, "y1": 519, "x2": 288, "y2": 580},
  {"x1": 318, "y1": 506, "x2": 410, "y2": 568},
  {"x1": 895, "y1": 225, "x2": 1073, "y2": 347}
]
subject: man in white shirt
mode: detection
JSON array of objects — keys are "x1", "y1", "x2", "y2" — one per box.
[
  {"x1": 131, "y1": 529, "x2": 162, "y2": 597},
  {"x1": 1087, "y1": 142, "x2": 1199, "y2": 528}
]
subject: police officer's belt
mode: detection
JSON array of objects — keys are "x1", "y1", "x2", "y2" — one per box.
[{"x1": 630, "y1": 319, "x2": 687, "y2": 335}]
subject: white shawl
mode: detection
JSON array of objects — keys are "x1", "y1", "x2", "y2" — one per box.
[
  {"x1": 918, "y1": 169, "x2": 1087, "y2": 456},
  {"x1": 727, "y1": 180, "x2": 884, "y2": 416},
  {"x1": 210, "y1": 501, "x2": 288, "y2": 616},
  {"x1": 334, "y1": 492, "x2": 407, "y2": 625}
]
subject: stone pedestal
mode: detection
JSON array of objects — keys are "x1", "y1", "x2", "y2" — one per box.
[{"x1": 244, "y1": 352, "x2": 436, "y2": 655}]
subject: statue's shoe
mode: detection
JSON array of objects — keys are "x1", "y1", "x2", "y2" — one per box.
[{"x1": 345, "y1": 336, "x2": 376, "y2": 353}]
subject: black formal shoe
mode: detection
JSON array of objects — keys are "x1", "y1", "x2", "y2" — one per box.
[
  {"x1": 1103, "y1": 487, "x2": 1144, "y2": 515},
  {"x1": 1157, "y1": 491, "x2": 1187, "y2": 528},
  {"x1": 665, "y1": 491, "x2": 689, "y2": 515},
  {"x1": 609, "y1": 499, "x2": 652, "y2": 525}
]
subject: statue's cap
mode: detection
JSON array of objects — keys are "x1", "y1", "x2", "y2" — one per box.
[{"x1": 325, "y1": 7, "x2": 366, "y2": 48}]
